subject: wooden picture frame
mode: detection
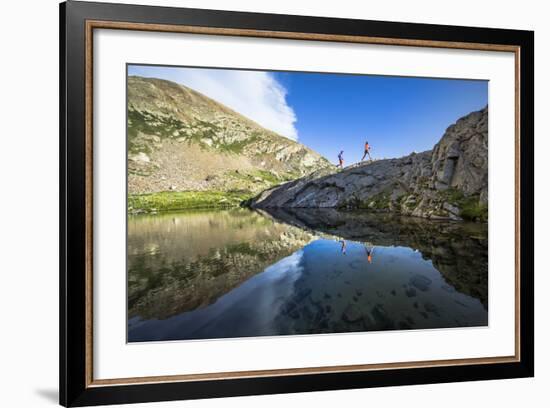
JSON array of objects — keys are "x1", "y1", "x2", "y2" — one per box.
[{"x1": 60, "y1": 1, "x2": 534, "y2": 406}]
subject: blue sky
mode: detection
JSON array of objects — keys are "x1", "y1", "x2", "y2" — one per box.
[{"x1": 128, "y1": 64, "x2": 487, "y2": 164}]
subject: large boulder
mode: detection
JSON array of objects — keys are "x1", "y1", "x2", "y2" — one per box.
[{"x1": 431, "y1": 107, "x2": 488, "y2": 202}]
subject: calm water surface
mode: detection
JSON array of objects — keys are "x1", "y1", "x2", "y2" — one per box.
[{"x1": 128, "y1": 208, "x2": 488, "y2": 342}]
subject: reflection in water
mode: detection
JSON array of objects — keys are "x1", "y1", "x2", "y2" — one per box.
[{"x1": 128, "y1": 208, "x2": 488, "y2": 342}]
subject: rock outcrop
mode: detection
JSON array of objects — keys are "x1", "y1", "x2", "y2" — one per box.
[{"x1": 251, "y1": 107, "x2": 488, "y2": 222}]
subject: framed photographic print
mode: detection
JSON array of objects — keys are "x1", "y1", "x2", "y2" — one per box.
[{"x1": 60, "y1": 0, "x2": 534, "y2": 406}]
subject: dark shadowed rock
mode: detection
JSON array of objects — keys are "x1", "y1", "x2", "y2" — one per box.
[
  {"x1": 405, "y1": 287, "x2": 417, "y2": 297},
  {"x1": 410, "y1": 275, "x2": 433, "y2": 292},
  {"x1": 371, "y1": 304, "x2": 394, "y2": 329},
  {"x1": 342, "y1": 304, "x2": 363, "y2": 323},
  {"x1": 424, "y1": 302, "x2": 439, "y2": 314}
]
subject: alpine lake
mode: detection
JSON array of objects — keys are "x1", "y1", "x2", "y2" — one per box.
[{"x1": 128, "y1": 208, "x2": 488, "y2": 342}]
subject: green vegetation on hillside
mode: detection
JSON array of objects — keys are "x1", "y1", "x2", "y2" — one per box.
[
  {"x1": 227, "y1": 169, "x2": 286, "y2": 185},
  {"x1": 218, "y1": 133, "x2": 260, "y2": 154},
  {"x1": 128, "y1": 109, "x2": 188, "y2": 153},
  {"x1": 129, "y1": 109, "x2": 264, "y2": 155},
  {"x1": 128, "y1": 191, "x2": 253, "y2": 214}
]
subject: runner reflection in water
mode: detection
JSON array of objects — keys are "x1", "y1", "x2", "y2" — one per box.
[
  {"x1": 365, "y1": 245, "x2": 375, "y2": 263},
  {"x1": 340, "y1": 239, "x2": 347, "y2": 255}
]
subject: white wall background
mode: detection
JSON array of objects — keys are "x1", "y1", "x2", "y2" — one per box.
[{"x1": 0, "y1": 0, "x2": 545, "y2": 407}]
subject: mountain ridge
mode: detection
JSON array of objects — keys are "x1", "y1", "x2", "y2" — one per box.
[{"x1": 127, "y1": 76, "x2": 332, "y2": 197}]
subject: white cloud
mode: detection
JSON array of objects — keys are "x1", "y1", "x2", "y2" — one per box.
[{"x1": 173, "y1": 68, "x2": 298, "y2": 140}]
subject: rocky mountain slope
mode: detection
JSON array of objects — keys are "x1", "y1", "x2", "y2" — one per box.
[
  {"x1": 128, "y1": 76, "x2": 331, "y2": 195},
  {"x1": 251, "y1": 107, "x2": 488, "y2": 222}
]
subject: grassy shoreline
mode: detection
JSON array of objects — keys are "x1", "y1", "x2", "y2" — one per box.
[
  {"x1": 129, "y1": 189, "x2": 487, "y2": 223},
  {"x1": 128, "y1": 191, "x2": 252, "y2": 214}
]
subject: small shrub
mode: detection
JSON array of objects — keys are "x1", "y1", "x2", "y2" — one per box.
[
  {"x1": 438, "y1": 188, "x2": 488, "y2": 222},
  {"x1": 459, "y1": 196, "x2": 488, "y2": 222}
]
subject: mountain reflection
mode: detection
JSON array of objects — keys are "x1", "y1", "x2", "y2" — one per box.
[{"x1": 128, "y1": 208, "x2": 488, "y2": 342}]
